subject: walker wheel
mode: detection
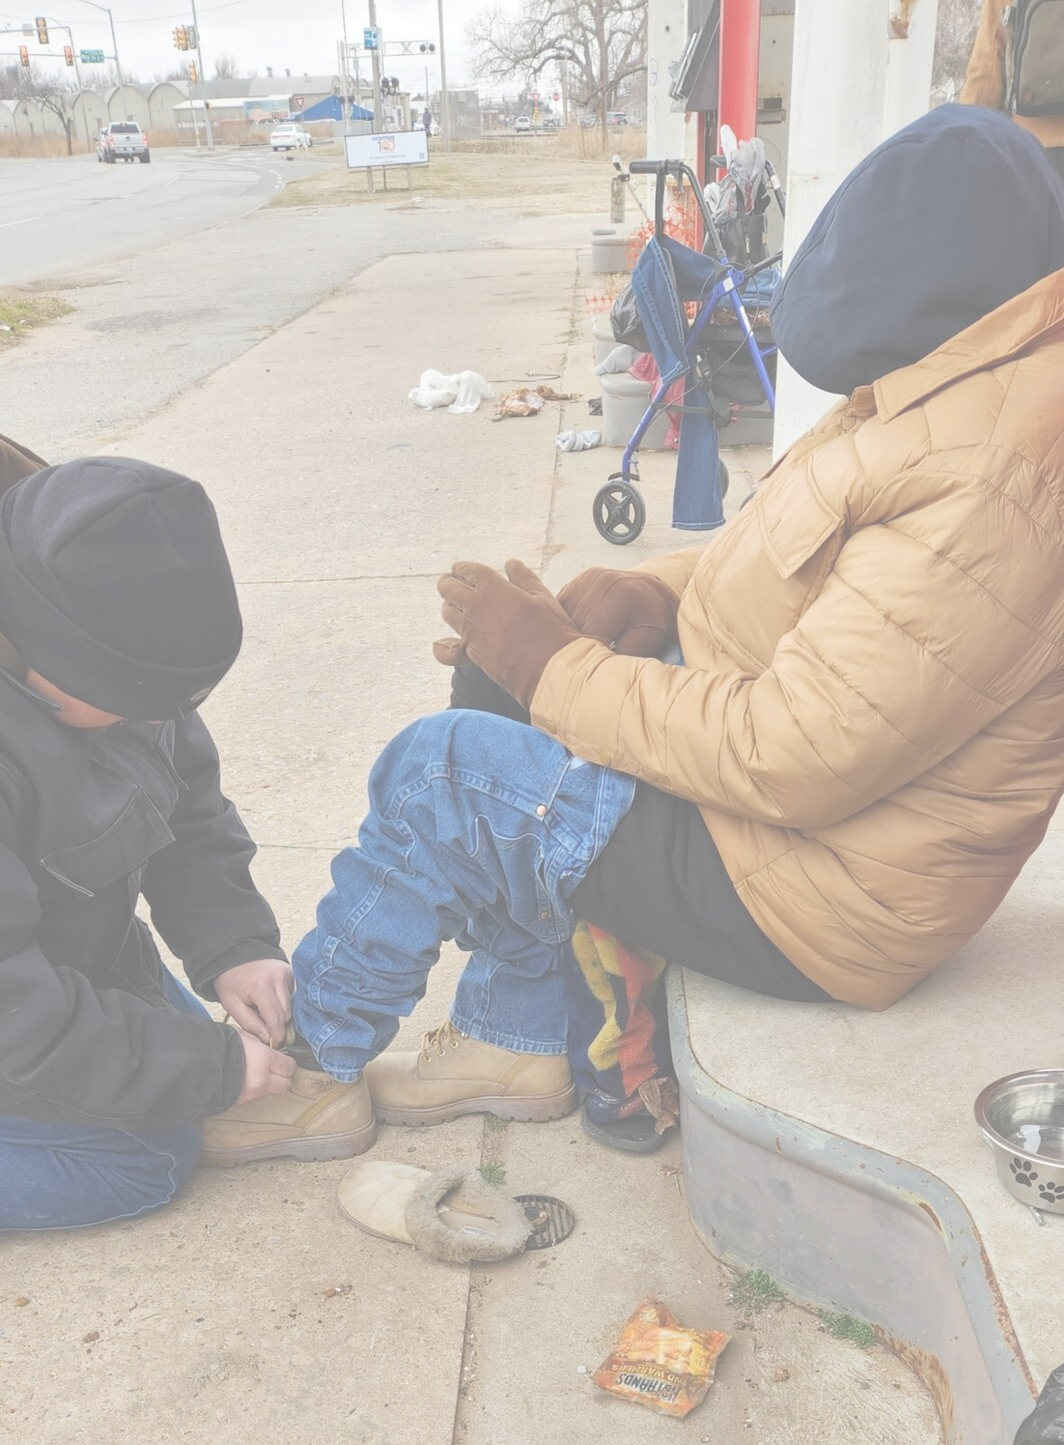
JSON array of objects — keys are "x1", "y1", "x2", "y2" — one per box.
[
  {"x1": 719, "y1": 458, "x2": 730, "y2": 499},
  {"x1": 593, "y1": 481, "x2": 645, "y2": 545}
]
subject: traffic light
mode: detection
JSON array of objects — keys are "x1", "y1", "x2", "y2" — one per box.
[
  {"x1": 63, "y1": 46, "x2": 74, "y2": 66},
  {"x1": 35, "y1": 16, "x2": 48, "y2": 44},
  {"x1": 18, "y1": 45, "x2": 29, "y2": 66},
  {"x1": 186, "y1": 25, "x2": 197, "y2": 50},
  {"x1": 187, "y1": 61, "x2": 197, "y2": 82},
  {"x1": 172, "y1": 26, "x2": 188, "y2": 51}
]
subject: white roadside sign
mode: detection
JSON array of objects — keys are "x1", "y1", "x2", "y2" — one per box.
[{"x1": 345, "y1": 131, "x2": 429, "y2": 170}]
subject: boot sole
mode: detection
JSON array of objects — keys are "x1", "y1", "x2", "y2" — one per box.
[
  {"x1": 199, "y1": 1118, "x2": 378, "y2": 1169},
  {"x1": 372, "y1": 1083, "x2": 578, "y2": 1128}
]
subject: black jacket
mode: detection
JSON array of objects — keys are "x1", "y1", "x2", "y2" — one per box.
[{"x1": 0, "y1": 669, "x2": 284, "y2": 1129}]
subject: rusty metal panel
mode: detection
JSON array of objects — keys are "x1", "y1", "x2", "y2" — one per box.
[{"x1": 668, "y1": 970, "x2": 1038, "y2": 1444}]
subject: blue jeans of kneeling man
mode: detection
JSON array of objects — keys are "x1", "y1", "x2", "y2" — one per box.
[
  {"x1": 292, "y1": 710, "x2": 637, "y2": 1079},
  {"x1": 0, "y1": 970, "x2": 207, "y2": 1231}
]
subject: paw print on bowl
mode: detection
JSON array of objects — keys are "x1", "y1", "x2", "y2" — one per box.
[
  {"x1": 1010, "y1": 1158, "x2": 1039, "y2": 1187},
  {"x1": 1037, "y1": 1180, "x2": 1064, "y2": 1205}
]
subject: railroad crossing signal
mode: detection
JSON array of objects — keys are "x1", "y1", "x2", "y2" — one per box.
[{"x1": 34, "y1": 16, "x2": 48, "y2": 44}]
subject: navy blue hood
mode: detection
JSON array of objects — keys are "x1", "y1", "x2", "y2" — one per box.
[{"x1": 769, "y1": 105, "x2": 1064, "y2": 395}]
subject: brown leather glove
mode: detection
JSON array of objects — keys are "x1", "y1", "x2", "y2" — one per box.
[
  {"x1": 556, "y1": 568, "x2": 679, "y2": 657},
  {"x1": 435, "y1": 559, "x2": 581, "y2": 709}
]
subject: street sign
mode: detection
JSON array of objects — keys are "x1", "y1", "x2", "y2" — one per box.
[
  {"x1": 363, "y1": 26, "x2": 379, "y2": 50},
  {"x1": 292, "y1": 95, "x2": 304, "y2": 110},
  {"x1": 345, "y1": 131, "x2": 428, "y2": 169},
  {"x1": 80, "y1": 49, "x2": 105, "y2": 63}
]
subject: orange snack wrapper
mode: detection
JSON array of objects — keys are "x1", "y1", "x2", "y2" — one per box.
[{"x1": 592, "y1": 1296, "x2": 731, "y2": 1418}]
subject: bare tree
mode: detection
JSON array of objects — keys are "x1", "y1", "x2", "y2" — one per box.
[
  {"x1": 1, "y1": 65, "x2": 78, "y2": 154},
  {"x1": 469, "y1": 0, "x2": 647, "y2": 137},
  {"x1": 214, "y1": 52, "x2": 239, "y2": 80},
  {"x1": 933, "y1": 0, "x2": 984, "y2": 102}
]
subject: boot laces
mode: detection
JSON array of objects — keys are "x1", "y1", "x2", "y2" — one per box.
[{"x1": 420, "y1": 1020, "x2": 465, "y2": 1059}]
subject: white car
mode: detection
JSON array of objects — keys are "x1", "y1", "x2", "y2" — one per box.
[
  {"x1": 270, "y1": 124, "x2": 312, "y2": 152},
  {"x1": 514, "y1": 115, "x2": 532, "y2": 133}
]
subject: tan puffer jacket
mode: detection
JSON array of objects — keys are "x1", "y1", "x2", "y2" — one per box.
[{"x1": 533, "y1": 270, "x2": 1064, "y2": 1008}]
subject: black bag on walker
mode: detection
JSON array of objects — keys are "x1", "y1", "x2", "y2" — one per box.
[{"x1": 609, "y1": 285, "x2": 649, "y2": 353}]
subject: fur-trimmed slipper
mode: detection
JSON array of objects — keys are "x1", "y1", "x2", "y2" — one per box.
[{"x1": 337, "y1": 1161, "x2": 533, "y2": 1264}]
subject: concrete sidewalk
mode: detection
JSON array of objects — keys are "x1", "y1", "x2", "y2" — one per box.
[{"x1": 0, "y1": 200, "x2": 943, "y2": 1443}]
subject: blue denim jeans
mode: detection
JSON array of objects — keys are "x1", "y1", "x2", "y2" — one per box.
[
  {"x1": 0, "y1": 971, "x2": 208, "y2": 1232},
  {"x1": 292, "y1": 710, "x2": 637, "y2": 1080}
]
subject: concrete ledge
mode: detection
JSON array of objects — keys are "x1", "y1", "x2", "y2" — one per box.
[{"x1": 669, "y1": 828, "x2": 1064, "y2": 1443}]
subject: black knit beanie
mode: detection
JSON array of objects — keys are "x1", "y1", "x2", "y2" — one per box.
[{"x1": 0, "y1": 457, "x2": 243, "y2": 720}]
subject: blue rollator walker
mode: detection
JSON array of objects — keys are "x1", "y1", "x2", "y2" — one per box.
[{"x1": 593, "y1": 156, "x2": 785, "y2": 545}]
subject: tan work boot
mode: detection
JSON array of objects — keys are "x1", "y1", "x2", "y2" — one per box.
[
  {"x1": 199, "y1": 1067, "x2": 377, "y2": 1167},
  {"x1": 364, "y1": 1021, "x2": 577, "y2": 1127}
]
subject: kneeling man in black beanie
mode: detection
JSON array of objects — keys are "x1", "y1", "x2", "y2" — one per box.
[{"x1": 0, "y1": 445, "x2": 374, "y2": 1231}]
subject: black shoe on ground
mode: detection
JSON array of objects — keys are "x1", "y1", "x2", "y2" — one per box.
[{"x1": 581, "y1": 1089, "x2": 671, "y2": 1154}]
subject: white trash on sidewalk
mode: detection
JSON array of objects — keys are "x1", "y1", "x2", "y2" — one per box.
[
  {"x1": 408, "y1": 369, "x2": 495, "y2": 414},
  {"x1": 556, "y1": 429, "x2": 602, "y2": 452}
]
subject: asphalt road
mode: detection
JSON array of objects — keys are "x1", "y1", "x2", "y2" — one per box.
[
  {"x1": 0, "y1": 148, "x2": 540, "y2": 459},
  {"x1": 0, "y1": 147, "x2": 320, "y2": 289}
]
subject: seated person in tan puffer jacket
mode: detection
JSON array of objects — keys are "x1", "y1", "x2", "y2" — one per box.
[{"x1": 224, "y1": 105, "x2": 1064, "y2": 1150}]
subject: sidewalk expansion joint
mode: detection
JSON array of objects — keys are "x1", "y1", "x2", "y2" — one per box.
[{"x1": 450, "y1": 1114, "x2": 510, "y2": 1442}]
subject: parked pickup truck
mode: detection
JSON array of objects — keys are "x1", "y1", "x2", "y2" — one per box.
[{"x1": 97, "y1": 122, "x2": 150, "y2": 164}]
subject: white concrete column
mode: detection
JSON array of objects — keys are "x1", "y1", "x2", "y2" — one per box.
[
  {"x1": 773, "y1": 0, "x2": 939, "y2": 453},
  {"x1": 646, "y1": 0, "x2": 691, "y2": 163}
]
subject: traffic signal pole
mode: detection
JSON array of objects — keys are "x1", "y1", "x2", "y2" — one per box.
[
  {"x1": 188, "y1": 0, "x2": 213, "y2": 148},
  {"x1": 69, "y1": 1, "x2": 128, "y2": 118}
]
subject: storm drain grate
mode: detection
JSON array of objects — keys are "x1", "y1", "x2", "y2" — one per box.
[{"x1": 514, "y1": 1194, "x2": 576, "y2": 1250}]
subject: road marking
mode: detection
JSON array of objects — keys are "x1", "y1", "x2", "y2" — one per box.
[{"x1": 0, "y1": 217, "x2": 37, "y2": 230}]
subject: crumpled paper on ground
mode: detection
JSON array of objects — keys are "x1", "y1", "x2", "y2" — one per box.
[
  {"x1": 408, "y1": 369, "x2": 495, "y2": 414},
  {"x1": 491, "y1": 384, "x2": 582, "y2": 422},
  {"x1": 556, "y1": 429, "x2": 602, "y2": 452}
]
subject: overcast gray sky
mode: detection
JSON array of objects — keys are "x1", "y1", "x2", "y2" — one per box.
[{"x1": 0, "y1": 1, "x2": 517, "y2": 89}]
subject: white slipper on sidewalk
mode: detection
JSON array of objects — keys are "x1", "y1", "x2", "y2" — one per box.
[{"x1": 337, "y1": 1160, "x2": 534, "y2": 1264}]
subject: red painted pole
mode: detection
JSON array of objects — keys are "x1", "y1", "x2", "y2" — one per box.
[{"x1": 718, "y1": 0, "x2": 761, "y2": 149}]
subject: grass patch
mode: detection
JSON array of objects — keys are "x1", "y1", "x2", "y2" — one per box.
[
  {"x1": 267, "y1": 148, "x2": 623, "y2": 217},
  {"x1": 482, "y1": 1113, "x2": 508, "y2": 1133},
  {"x1": 817, "y1": 1311, "x2": 877, "y2": 1349},
  {"x1": 478, "y1": 1162, "x2": 507, "y2": 1187},
  {"x1": 727, "y1": 1268, "x2": 785, "y2": 1314},
  {"x1": 0, "y1": 290, "x2": 73, "y2": 347}
]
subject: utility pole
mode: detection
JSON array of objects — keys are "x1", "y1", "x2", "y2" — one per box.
[
  {"x1": 368, "y1": 0, "x2": 382, "y2": 130},
  {"x1": 339, "y1": 0, "x2": 352, "y2": 132},
  {"x1": 437, "y1": 0, "x2": 450, "y2": 151},
  {"x1": 188, "y1": 0, "x2": 213, "y2": 148}
]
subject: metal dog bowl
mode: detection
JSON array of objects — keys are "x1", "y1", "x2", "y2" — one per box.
[{"x1": 974, "y1": 1070, "x2": 1064, "y2": 1215}]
